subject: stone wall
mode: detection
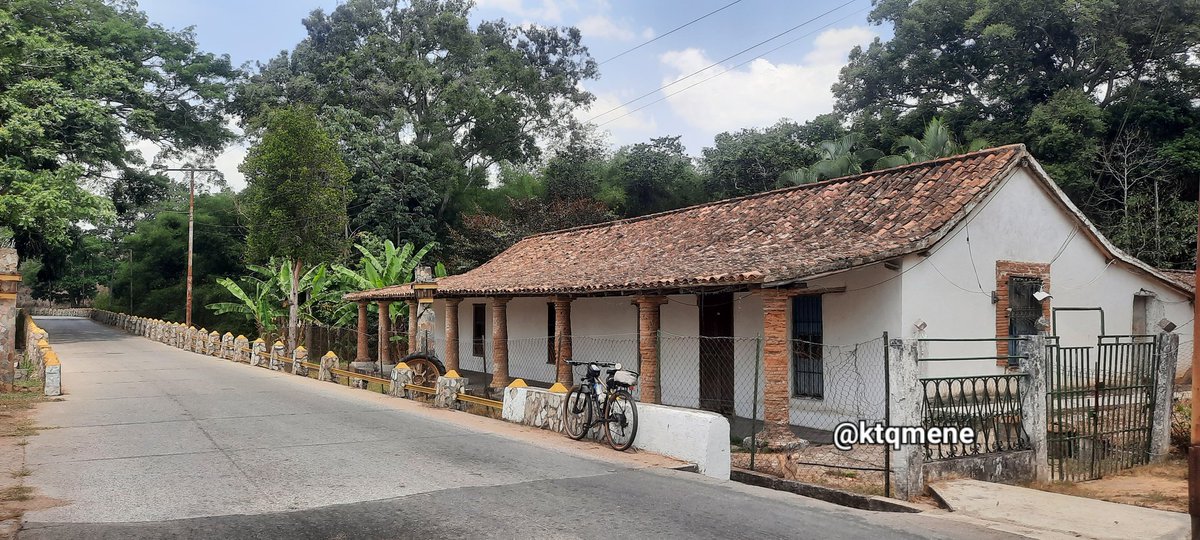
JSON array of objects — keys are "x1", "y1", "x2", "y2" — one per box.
[
  {"x1": 23, "y1": 307, "x2": 93, "y2": 317},
  {"x1": 21, "y1": 313, "x2": 61, "y2": 396}
]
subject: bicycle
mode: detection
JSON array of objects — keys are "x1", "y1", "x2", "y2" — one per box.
[{"x1": 562, "y1": 360, "x2": 639, "y2": 451}]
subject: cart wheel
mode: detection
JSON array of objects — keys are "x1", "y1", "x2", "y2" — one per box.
[{"x1": 400, "y1": 353, "x2": 445, "y2": 387}]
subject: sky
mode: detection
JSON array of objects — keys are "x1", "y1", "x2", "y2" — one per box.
[{"x1": 134, "y1": 0, "x2": 886, "y2": 191}]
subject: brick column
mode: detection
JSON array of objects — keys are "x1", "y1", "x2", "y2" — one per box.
[
  {"x1": 378, "y1": 300, "x2": 391, "y2": 368},
  {"x1": 444, "y1": 298, "x2": 461, "y2": 373},
  {"x1": 491, "y1": 297, "x2": 511, "y2": 389},
  {"x1": 407, "y1": 299, "x2": 419, "y2": 354},
  {"x1": 554, "y1": 296, "x2": 574, "y2": 386},
  {"x1": 356, "y1": 301, "x2": 369, "y2": 362},
  {"x1": 761, "y1": 289, "x2": 791, "y2": 439},
  {"x1": 636, "y1": 296, "x2": 667, "y2": 404}
]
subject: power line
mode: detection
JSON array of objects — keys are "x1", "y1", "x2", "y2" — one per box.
[
  {"x1": 598, "y1": 0, "x2": 745, "y2": 65},
  {"x1": 584, "y1": 0, "x2": 859, "y2": 124},
  {"x1": 596, "y1": 6, "x2": 868, "y2": 129}
]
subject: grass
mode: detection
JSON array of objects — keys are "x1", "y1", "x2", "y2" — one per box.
[{"x1": 0, "y1": 486, "x2": 32, "y2": 503}]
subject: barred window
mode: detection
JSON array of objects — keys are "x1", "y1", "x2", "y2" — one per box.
[
  {"x1": 472, "y1": 304, "x2": 485, "y2": 357},
  {"x1": 792, "y1": 295, "x2": 823, "y2": 399}
]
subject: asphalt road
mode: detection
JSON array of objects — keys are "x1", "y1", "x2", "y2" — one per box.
[{"x1": 21, "y1": 317, "x2": 1021, "y2": 539}]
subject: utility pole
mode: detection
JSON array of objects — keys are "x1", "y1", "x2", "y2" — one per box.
[{"x1": 156, "y1": 166, "x2": 217, "y2": 327}]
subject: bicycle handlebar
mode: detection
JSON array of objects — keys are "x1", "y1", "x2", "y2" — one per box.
[{"x1": 565, "y1": 360, "x2": 618, "y2": 367}]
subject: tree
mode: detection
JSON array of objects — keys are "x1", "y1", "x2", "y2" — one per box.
[
  {"x1": 605, "y1": 136, "x2": 702, "y2": 218},
  {"x1": 232, "y1": 0, "x2": 597, "y2": 248},
  {"x1": 835, "y1": 0, "x2": 1200, "y2": 143},
  {"x1": 241, "y1": 107, "x2": 350, "y2": 352},
  {"x1": 0, "y1": 0, "x2": 237, "y2": 259},
  {"x1": 701, "y1": 115, "x2": 846, "y2": 198},
  {"x1": 875, "y1": 117, "x2": 990, "y2": 168},
  {"x1": 781, "y1": 133, "x2": 883, "y2": 185},
  {"x1": 107, "y1": 192, "x2": 249, "y2": 331},
  {"x1": 208, "y1": 267, "x2": 286, "y2": 339}
]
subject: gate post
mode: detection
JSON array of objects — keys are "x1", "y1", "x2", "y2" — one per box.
[
  {"x1": 889, "y1": 337, "x2": 924, "y2": 500},
  {"x1": 1151, "y1": 332, "x2": 1180, "y2": 462},
  {"x1": 1016, "y1": 334, "x2": 1049, "y2": 483}
]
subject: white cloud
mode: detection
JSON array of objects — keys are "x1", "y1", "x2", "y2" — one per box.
[
  {"x1": 658, "y1": 26, "x2": 875, "y2": 134},
  {"x1": 575, "y1": 91, "x2": 657, "y2": 143},
  {"x1": 576, "y1": 14, "x2": 652, "y2": 42},
  {"x1": 474, "y1": 0, "x2": 564, "y2": 22}
]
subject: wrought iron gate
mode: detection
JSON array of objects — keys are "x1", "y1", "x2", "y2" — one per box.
[{"x1": 1045, "y1": 335, "x2": 1159, "y2": 481}]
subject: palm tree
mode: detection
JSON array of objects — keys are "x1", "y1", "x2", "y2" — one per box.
[
  {"x1": 780, "y1": 133, "x2": 884, "y2": 186},
  {"x1": 875, "y1": 118, "x2": 990, "y2": 168}
]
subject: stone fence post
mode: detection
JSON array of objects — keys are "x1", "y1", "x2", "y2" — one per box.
[
  {"x1": 1016, "y1": 334, "x2": 1049, "y2": 483},
  {"x1": 292, "y1": 346, "x2": 308, "y2": 376},
  {"x1": 1151, "y1": 332, "x2": 1180, "y2": 462},
  {"x1": 270, "y1": 341, "x2": 285, "y2": 370},
  {"x1": 889, "y1": 337, "x2": 924, "y2": 501},
  {"x1": 222, "y1": 332, "x2": 234, "y2": 359},
  {"x1": 390, "y1": 362, "x2": 413, "y2": 397},
  {"x1": 435, "y1": 370, "x2": 468, "y2": 408},
  {"x1": 319, "y1": 352, "x2": 338, "y2": 382},
  {"x1": 251, "y1": 339, "x2": 266, "y2": 367},
  {"x1": 234, "y1": 335, "x2": 249, "y2": 362}
]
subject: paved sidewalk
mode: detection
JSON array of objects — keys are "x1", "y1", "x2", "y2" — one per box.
[{"x1": 929, "y1": 479, "x2": 1189, "y2": 540}]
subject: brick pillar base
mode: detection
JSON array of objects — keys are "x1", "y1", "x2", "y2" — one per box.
[
  {"x1": 378, "y1": 300, "x2": 392, "y2": 369},
  {"x1": 760, "y1": 289, "x2": 799, "y2": 445},
  {"x1": 554, "y1": 296, "x2": 574, "y2": 386},
  {"x1": 356, "y1": 301, "x2": 370, "y2": 362},
  {"x1": 444, "y1": 298, "x2": 461, "y2": 373},
  {"x1": 636, "y1": 296, "x2": 667, "y2": 404},
  {"x1": 491, "y1": 297, "x2": 511, "y2": 388}
]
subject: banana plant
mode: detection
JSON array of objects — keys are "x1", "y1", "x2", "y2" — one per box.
[
  {"x1": 207, "y1": 266, "x2": 285, "y2": 337},
  {"x1": 332, "y1": 240, "x2": 435, "y2": 323},
  {"x1": 875, "y1": 118, "x2": 990, "y2": 168}
]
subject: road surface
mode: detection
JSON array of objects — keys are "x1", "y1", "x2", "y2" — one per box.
[{"x1": 21, "y1": 317, "x2": 1020, "y2": 539}]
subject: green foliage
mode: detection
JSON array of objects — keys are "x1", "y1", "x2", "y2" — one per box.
[
  {"x1": 781, "y1": 133, "x2": 883, "y2": 185},
  {"x1": 332, "y1": 237, "x2": 435, "y2": 322},
  {"x1": 241, "y1": 107, "x2": 350, "y2": 265},
  {"x1": 109, "y1": 191, "x2": 249, "y2": 332},
  {"x1": 233, "y1": 0, "x2": 598, "y2": 251},
  {"x1": 605, "y1": 136, "x2": 703, "y2": 218},
  {"x1": 0, "y1": 0, "x2": 237, "y2": 257},
  {"x1": 702, "y1": 115, "x2": 846, "y2": 198},
  {"x1": 875, "y1": 117, "x2": 990, "y2": 168}
]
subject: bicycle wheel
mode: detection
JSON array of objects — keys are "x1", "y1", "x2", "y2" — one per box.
[
  {"x1": 563, "y1": 386, "x2": 592, "y2": 440},
  {"x1": 604, "y1": 389, "x2": 638, "y2": 451}
]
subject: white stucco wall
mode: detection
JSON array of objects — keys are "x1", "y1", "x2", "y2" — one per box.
[
  {"x1": 427, "y1": 163, "x2": 1193, "y2": 432},
  {"x1": 901, "y1": 167, "x2": 1193, "y2": 379}
]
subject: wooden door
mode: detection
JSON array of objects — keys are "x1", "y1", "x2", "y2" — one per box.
[{"x1": 698, "y1": 292, "x2": 734, "y2": 414}]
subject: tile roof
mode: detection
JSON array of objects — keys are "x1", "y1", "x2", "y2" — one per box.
[
  {"x1": 348, "y1": 144, "x2": 1029, "y2": 300},
  {"x1": 1161, "y1": 269, "x2": 1196, "y2": 290}
]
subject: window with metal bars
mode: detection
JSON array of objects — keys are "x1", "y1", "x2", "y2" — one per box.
[
  {"x1": 792, "y1": 295, "x2": 823, "y2": 399},
  {"x1": 1008, "y1": 277, "x2": 1043, "y2": 338},
  {"x1": 472, "y1": 304, "x2": 485, "y2": 357}
]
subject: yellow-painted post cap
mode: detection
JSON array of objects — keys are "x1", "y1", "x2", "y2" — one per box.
[
  {"x1": 507, "y1": 378, "x2": 527, "y2": 388},
  {"x1": 395, "y1": 362, "x2": 409, "y2": 370},
  {"x1": 547, "y1": 382, "x2": 569, "y2": 393},
  {"x1": 444, "y1": 369, "x2": 461, "y2": 378}
]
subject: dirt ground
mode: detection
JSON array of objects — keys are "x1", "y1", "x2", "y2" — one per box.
[
  {"x1": 731, "y1": 445, "x2": 888, "y2": 496},
  {"x1": 1033, "y1": 455, "x2": 1187, "y2": 513},
  {"x1": 0, "y1": 392, "x2": 64, "y2": 537}
]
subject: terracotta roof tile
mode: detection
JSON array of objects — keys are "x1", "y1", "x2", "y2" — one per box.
[{"x1": 350, "y1": 145, "x2": 1027, "y2": 299}]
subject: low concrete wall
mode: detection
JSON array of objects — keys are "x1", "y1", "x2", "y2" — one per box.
[
  {"x1": 23, "y1": 307, "x2": 92, "y2": 317},
  {"x1": 922, "y1": 450, "x2": 1035, "y2": 486},
  {"x1": 503, "y1": 386, "x2": 731, "y2": 479},
  {"x1": 21, "y1": 314, "x2": 61, "y2": 396}
]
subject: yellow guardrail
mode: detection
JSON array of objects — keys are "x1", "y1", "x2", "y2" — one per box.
[
  {"x1": 330, "y1": 367, "x2": 390, "y2": 386},
  {"x1": 455, "y1": 392, "x2": 502, "y2": 409},
  {"x1": 403, "y1": 384, "x2": 437, "y2": 395}
]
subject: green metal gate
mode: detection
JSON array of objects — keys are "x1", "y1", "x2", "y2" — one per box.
[{"x1": 1045, "y1": 335, "x2": 1159, "y2": 481}]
